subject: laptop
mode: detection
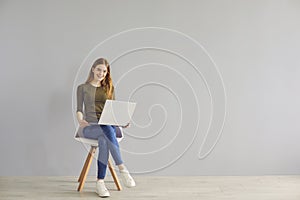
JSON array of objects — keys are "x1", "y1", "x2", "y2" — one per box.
[{"x1": 98, "y1": 100, "x2": 136, "y2": 126}]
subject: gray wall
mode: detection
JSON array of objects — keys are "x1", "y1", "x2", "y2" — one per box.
[{"x1": 1, "y1": 0, "x2": 300, "y2": 176}]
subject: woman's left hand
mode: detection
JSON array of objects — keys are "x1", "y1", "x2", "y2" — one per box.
[{"x1": 122, "y1": 123, "x2": 130, "y2": 128}]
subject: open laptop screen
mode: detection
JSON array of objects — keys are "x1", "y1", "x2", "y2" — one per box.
[{"x1": 98, "y1": 100, "x2": 136, "y2": 126}]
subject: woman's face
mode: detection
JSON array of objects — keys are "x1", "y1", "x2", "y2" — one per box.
[{"x1": 92, "y1": 64, "x2": 108, "y2": 82}]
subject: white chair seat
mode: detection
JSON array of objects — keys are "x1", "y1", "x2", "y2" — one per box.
[{"x1": 74, "y1": 126, "x2": 124, "y2": 146}]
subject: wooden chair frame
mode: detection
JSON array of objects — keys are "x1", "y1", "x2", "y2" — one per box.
[
  {"x1": 75, "y1": 126, "x2": 124, "y2": 192},
  {"x1": 77, "y1": 146, "x2": 122, "y2": 191}
]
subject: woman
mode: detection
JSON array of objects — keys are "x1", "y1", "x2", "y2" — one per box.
[{"x1": 76, "y1": 58, "x2": 135, "y2": 197}]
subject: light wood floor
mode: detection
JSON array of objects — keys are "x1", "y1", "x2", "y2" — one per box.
[{"x1": 0, "y1": 176, "x2": 300, "y2": 200}]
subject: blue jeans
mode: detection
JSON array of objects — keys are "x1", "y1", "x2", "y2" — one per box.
[{"x1": 83, "y1": 124, "x2": 123, "y2": 179}]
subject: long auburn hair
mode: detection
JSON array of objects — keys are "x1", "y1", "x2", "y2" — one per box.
[{"x1": 85, "y1": 58, "x2": 113, "y2": 99}]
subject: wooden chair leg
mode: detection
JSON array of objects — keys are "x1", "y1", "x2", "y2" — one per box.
[
  {"x1": 108, "y1": 159, "x2": 122, "y2": 191},
  {"x1": 78, "y1": 147, "x2": 93, "y2": 182},
  {"x1": 77, "y1": 146, "x2": 96, "y2": 192}
]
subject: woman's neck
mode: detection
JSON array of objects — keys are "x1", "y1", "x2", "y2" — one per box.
[{"x1": 90, "y1": 80, "x2": 101, "y2": 87}]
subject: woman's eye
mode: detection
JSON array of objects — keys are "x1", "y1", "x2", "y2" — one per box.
[{"x1": 95, "y1": 68, "x2": 106, "y2": 73}]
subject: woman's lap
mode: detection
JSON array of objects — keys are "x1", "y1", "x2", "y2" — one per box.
[
  {"x1": 82, "y1": 125, "x2": 102, "y2": 140},
  {"x1": 82, "y1": 124, "x2": 116, "y2": 140}
]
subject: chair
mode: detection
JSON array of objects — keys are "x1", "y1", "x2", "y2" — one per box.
[{"x1": 74, "y1": 126, "x2": 124, "y2": 192}]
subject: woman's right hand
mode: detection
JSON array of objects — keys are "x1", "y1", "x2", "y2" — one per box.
[{"x1": 79, "y1": 119, "x2": 89, "y2": 128}]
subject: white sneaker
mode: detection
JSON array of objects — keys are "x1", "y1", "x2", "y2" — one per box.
[
  {"x1": 120, "y1": 170, "x2": 136, "y2": 188},
  {"x1": 96, "y1": 180, "x2": 110, "y2": 198}
]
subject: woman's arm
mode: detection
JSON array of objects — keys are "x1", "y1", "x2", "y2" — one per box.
[
  {"x1": 76, "y1": 111, "x2": 89, "y2": 128},
  {"x1": 76, "y1": 85, "x2": 89, "y2": 128},
  {"x1": 121, "y1": 123, "x2": 130, "y2": 128},
  {"x1": 112, "y1": 86, "x2": 115, "y2": 100}
]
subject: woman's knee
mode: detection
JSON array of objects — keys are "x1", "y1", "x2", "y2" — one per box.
[
  {"x1": 82, "y1": 126, "x2": 100, "y2": 139},
  {"x1": 100, "y1": 125, "x2": 116, "y2": 139}
]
